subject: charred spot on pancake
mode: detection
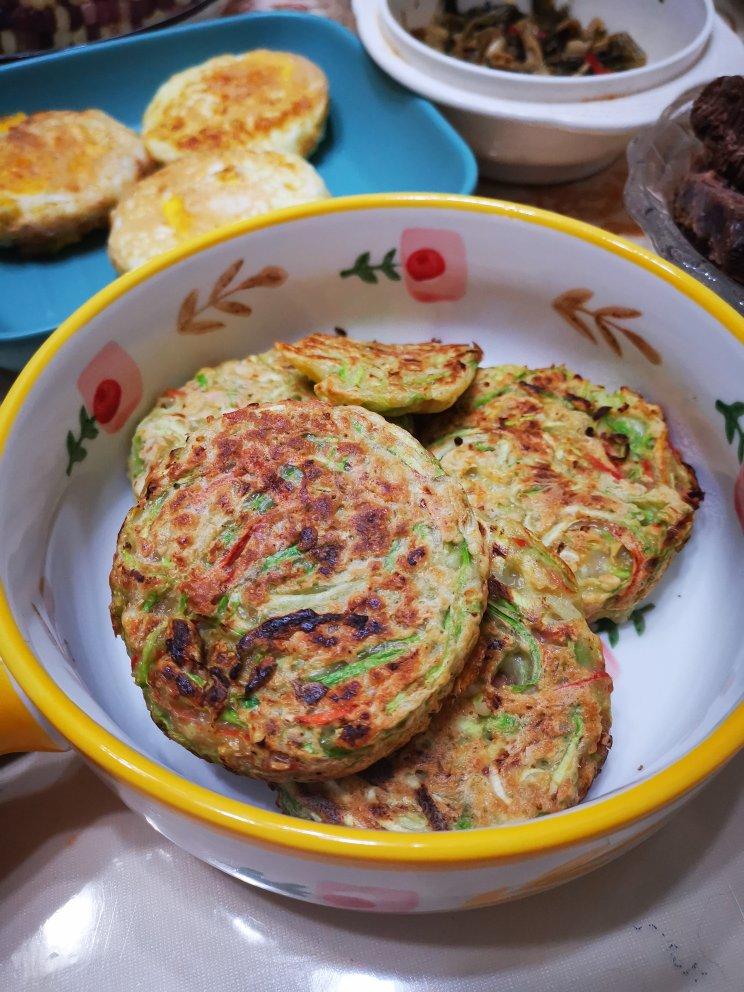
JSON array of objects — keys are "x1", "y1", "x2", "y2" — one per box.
[
  {"x1": 329, "y1": 682, "x2": 360, "y2": 704},
  {"x1": 313, "y1": 542, "x2": 340, "y2": 576},
  {"x1": 339, "y1": 723, "x2": 370, "y2": 746},
  {"x1": 165, "y1": 618, "x2": 203, "y2": 668},
  {"x1": 175, "y1": 673, "x2": 196, "y2": 697},
  {"x1": 245, "y1": 660, "x2": 277, "y2": 696},
  {"x1": 295, "y1": 681, "x2": 327, "y2": 705},
  {"x1": 359, "y1": 756, "x2": 396, "y2": 787},
  {"x1": 294, "y1": 787, "x2": 343, "y2": 825},
  {"x1": 415, "y1": 784, "x2": 448, "y2": 830},
  {"x1": 204, "y1": 676, "x2": 228, "y2": 707},
  {"x1": 297, "y1": 526, "x2": 317, "y2": 551}
]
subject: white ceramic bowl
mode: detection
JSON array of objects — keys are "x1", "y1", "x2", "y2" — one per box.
[
  {"x1": 1, "y1": 194, "x2": 743, "y2": 913},
  {"x1": 385, "y1": 0, "x2": 713, "y2": 103},
  {"x1": 355, "y1": 0, "x2": 744, "y2": 183}
]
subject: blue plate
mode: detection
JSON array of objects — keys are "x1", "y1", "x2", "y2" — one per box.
[{"x1": 0, "y1": 12, "x2": 476, "y2": 369}]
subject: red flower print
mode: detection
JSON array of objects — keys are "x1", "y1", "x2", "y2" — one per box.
[
  {"x1": 315, "y1": 881, "x2": 419, "y2": 912},
  {"x1": 400, "y1": 228, "x2": 467, "y2": 303},
  {"x1": 406, "y1": 248, "x2": 446, "y2": 282},
  {"x1": 735, "y1": 464, "x2": 744, "y2": 533},
  {"x1": 77, "y1": 342, "x2": 142, "y2": 435},
  {"x1": 92, "y1": 379, "x2": 123, "y2": 425}
]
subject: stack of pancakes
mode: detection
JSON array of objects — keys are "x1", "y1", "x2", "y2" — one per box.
[{"x1": 110, "y1": 335, "x2": 702, "y2": 831}]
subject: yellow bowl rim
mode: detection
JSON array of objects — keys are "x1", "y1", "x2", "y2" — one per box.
[{"x1": 1, "y1": 192, "x2": 743, "y2": 866}]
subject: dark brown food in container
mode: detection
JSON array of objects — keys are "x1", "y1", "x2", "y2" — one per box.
[
  {"x1": 689, "y1": 75, "x2": 744, "y2": 192},
  {"x1": 674, "y1": 170, "x2": 744, "y2": 286},
  {"x1": 672, "y1": 76, "x2": 744, "y2": 286},
  {"x1": 0, "y1": 0, "x2": 210, "y2": 59}
]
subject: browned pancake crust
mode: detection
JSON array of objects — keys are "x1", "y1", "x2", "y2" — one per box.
[
  {"x1": 110, "y1": 401, "x2": 488, "y2": 781},
  {"x1": 276, "y1": 334, "x2": 483, "y2": 415},
  {"x1": 423, "y1": 365, "x2": 702, "y2": 622},
  {"x1": 277, "y1": 519, "x2": 612, "y2": 829},
  {"x1": 0, "y1": 109, "x2": 153, "y2": 252},
  {"x1": 142, "y1": 51, "x2": 328, "y2": 163}
]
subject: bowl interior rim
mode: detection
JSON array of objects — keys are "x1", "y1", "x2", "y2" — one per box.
[
  {"x1": 1, "y1": 192, "x2": 743, "y2": 865},
  {"x1": 381, "y1": 0, "x2": 715, "y2": 92}
]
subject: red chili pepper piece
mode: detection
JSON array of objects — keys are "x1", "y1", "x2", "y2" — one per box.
[
  {"x1": 405, "y1": 248, "x2": 446, "y2": 282},
  {"x1": 92, "y1": 378, "x2": 122, "y2": 424},
  {"x1": 585, "y1": 52, "x2": 609, "y2": 75},
  {"x1": 585, "y1": 452, "x2": 622, "y2": 480}
]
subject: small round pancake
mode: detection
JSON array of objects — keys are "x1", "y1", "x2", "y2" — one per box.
[
  {"x1": 109, "y1": 150, "x2": 330, "y2": 273},
  {"x1": 111, "y1": 401, "x2": 489, "y2": 782},
  {"x1": 142, "y1": 50, "x2": 329, "y2": 164},
  {"x1": 277, "y1": 519, "x2": 612, "y2": 829},
  {"x1": 276, "y1": 334, "x2": 483, "y2": 416},
  {"x1": 0, "y1": 110, "x2": 152, "y2": 253},
  {"x1": 128, "y1": 349, "x2": 315, "y2": 496},
  {"x1": 423, "y1": 365, "x2": 703, "y2": 623}
]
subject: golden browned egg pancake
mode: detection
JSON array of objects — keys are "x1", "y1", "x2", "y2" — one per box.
[
  {"x1": 142, "y1": 50, "x2": 329, "y2": 164},
  {"x1": 109, "y1": 150, "x2": 329, "y2": 272},
  {"x1": 0, "y1": 109, "x2": 153, "y2": 253}
]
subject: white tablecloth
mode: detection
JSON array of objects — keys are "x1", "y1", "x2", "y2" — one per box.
[{"x1": 1, "y1": 748, "x2": 744, "y2": 991}]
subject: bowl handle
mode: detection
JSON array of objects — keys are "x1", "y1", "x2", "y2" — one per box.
[{"x1": 0, "y1": 661, "x2": 67, "y2": 754}]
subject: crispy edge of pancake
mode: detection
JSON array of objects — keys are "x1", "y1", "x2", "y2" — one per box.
[{"x1": 276, "y1": 334, "x2": 483, "y2": 416}]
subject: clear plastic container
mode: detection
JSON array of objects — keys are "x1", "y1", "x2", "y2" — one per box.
[{"x1": 624, "y1": 84, "x2": 744, "y2": 314}]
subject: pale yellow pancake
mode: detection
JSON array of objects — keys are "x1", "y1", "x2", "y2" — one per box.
[
  {"x1": 0, "y1": 110, "x2": 153, "y2": 253},
  {"x1": 142, "y1": 50, "x2": 329, "y2": 164},
  {"x1": 109, "y1": 149, "x2": 330, "y2": 272}
]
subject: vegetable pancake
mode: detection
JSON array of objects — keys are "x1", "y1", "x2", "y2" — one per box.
[
  {"x1": 276, "y1": 519, "x2": 612, "y2": 829},
  {"x1": 142, "y1": 50, "x2": 329, "y2": 164},
  {"x1": 276, "y1": 334, "x2": 483, "y2": 416},
  {"x1": 128, "y1": 350, "x2": 314, "y2": 496},
  {"x1": 423, "y1": 365, "x2": 702, "y2": 622},
  {"x1": 111, "y1": 401, "x2": 488, "y2": 781}
]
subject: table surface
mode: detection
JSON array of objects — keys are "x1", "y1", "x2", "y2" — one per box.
[
  {"x1": 2, "y1": 3, "x2": 743, "y2": 990},
  {"x1": 1, "y1": 749, "x2": 743, "y2": 992}
]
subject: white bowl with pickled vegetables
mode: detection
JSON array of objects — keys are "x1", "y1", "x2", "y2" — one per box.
[
  {"x1": 355, "y1": 0, "x2": 744, "y2": 183},
  {"x1": 0, "y1": 193, "x2": 743, "y2": 913},
  {"x1": 384, "y1": 0, "x2": 713, "y2": 102}
]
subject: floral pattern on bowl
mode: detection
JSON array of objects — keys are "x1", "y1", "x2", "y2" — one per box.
[
  {"x1": 67, "y1": 343, "x2": 143, "y2": 475},
  {"x1": 339, "y1": 226, "x2": 467, "y2": 301}
]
